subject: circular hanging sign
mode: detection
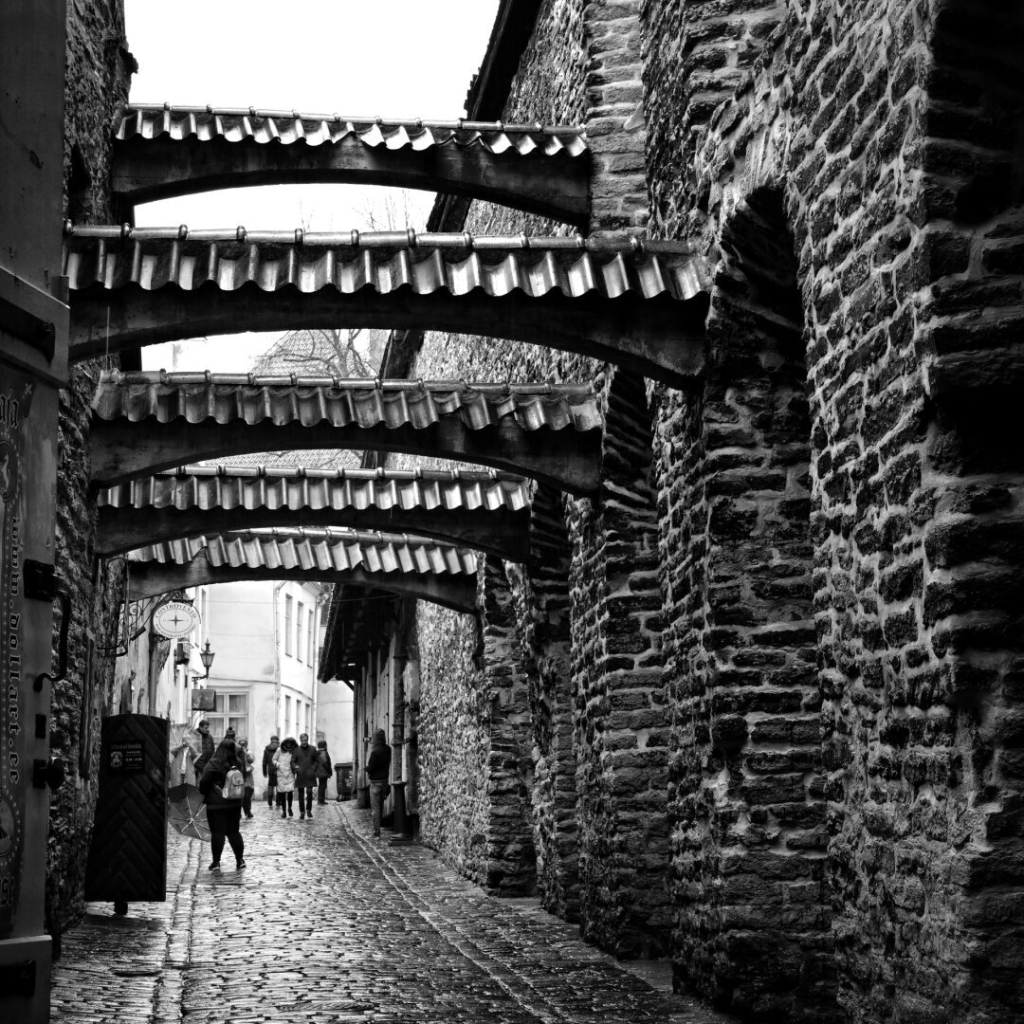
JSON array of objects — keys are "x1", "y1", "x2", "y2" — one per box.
[{"x1": 152, "y1": 599, "x2": 200, "y2": 639}]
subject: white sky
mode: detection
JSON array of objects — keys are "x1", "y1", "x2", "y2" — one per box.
[{"x1": 126, "y1": 0, "x2": 500, "y2": 372}]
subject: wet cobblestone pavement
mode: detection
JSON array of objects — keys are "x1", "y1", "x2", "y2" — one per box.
[{"x1": 51, "y1": 802, "x2": 732, "y2": 1024}]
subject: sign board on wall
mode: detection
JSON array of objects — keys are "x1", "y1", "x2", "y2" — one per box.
[{"x1": 191, "y1": 690, "x2": 216, "y2": 711}]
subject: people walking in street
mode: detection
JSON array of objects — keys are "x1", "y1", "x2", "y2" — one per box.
[
  {"x1": 198, "y1": 737, "x2": 246, "y2": 872},
  {"x1": 366, "y1": 729, "x2": 391, "y2": 837},
  {"x1": 193, "y1": 719, "x2": 214, "y2": 784},
  {"x1": 274, "y1": 736, "x2": 298, "y2": 819},
  {"x1": 315, "y1": 739, "x2": 332, "y2": 805},
  {"x1": 293, "y1": 733, "x2": 318, "y2": 819},
  {"x1": 169, "y1": 724, "x2": 197, "y2": 785},
  {"x1": 237, "y1": 738, "x2": 256, "y2": 818},
  {"x1": 262, "y1": 734, "x2": 280, "y2": 808}
]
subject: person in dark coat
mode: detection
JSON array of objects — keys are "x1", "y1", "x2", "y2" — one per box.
[
  {"x1": 314, "y1": 739, "x2": 332, "y2": 805},
  {"x1": 193, "y1": 719, "x2": 214, "y2": 784},
  {"x1": 366, "y1": 729, "x2": 391, "y2": 837},
  {"x1": 262, "y1": 734, "x2": 280, "y2": 808},
  {"x1": 199, "y1": 737, "x2": 245, "y2": 872},
  {"x1": 292, "y1": 733, "x2": 318, "y2": 819}
]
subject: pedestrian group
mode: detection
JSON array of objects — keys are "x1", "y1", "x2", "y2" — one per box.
[{"x1": 190, "y1": 722, "x2": 390, "y2": 873}]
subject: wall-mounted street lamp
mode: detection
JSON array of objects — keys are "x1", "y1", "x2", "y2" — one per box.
[{"x1": 199, "y1": 639, "x2": 215, "y2": 679}]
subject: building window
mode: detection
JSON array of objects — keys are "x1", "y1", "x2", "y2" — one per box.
[
  {"x1": 284, "y1": 594, "x2": 293, "y2": 657},
  {"x1": 297, "y1": 601, "x2": 305, "y2": 663},
  {"x1": 284, "y1": 695, "x2": 291, "y2": 736},
  {"x1": 208, "y1": 692, "x2": 248, "y2": 743}
]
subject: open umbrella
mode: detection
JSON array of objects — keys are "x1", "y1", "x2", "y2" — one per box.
[{"x1": 167, "y1": 782, "x2": 210, "y2": 842}]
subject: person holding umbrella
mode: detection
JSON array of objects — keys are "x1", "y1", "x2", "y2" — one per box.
[
  {"x1": 199, "y1": 737, "x2": 246, "y2": 872},
  {"x1": 193, "y1": 719, "x2": 214, "y2": 784}
]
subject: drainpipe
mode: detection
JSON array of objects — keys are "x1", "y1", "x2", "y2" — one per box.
[{"x1": 272, "y1": 581, "x2": 287, "y2": 733}]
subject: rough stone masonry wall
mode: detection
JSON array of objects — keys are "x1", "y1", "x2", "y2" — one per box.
[
  {"x1": 417, "y1": 566, "x2": 536, "y2": 893},
  {"x1": 910, "y1": 1, "x2": 1024, "y2": 1020},
  {"x1": 413, "y1": 0, "x2": 591, "y2": 899},
  {"x1": 48, "y1": 0, "x2": 133, "y2": 941},
  {"x1": 413, "y1": 0, "x2": 676, "y2": 956},
  {"x1": 642, "y1": 0, "x2": 1024, "y2": 1021}
]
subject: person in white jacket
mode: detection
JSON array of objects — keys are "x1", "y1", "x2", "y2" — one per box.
[{"x1": 273, "y1": 737, "x2": 298, "y2": 819}]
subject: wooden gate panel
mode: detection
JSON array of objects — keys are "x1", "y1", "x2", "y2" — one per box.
[{"x1": 84, "y1": 715, "x2": 168, "y2": 903}]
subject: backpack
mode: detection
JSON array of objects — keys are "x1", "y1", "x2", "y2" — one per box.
[{"x1": 223, "y1": 768, "x2": 245, "y2": 800}]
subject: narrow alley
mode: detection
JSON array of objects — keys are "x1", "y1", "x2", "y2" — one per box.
[{"x1": 50, "y1": 804, "x2": 725, "y2": 1024}]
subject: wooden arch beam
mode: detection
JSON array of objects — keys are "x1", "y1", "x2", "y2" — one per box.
[
  {"x1": 114, "y1": 107, "x2": 590, "y2": 226},
  {"x1": 89, "y1": 373, "x2": 603, "y2": 495},
  {"x1": 65, "y1": 229, "x2": 710, "y2": 387},
  {"x1": 127, "y1": 562, "x2": 477, "y2": 613},
  {"x1": 97, "y1": 466, "x2": 532, "y2": 562}
]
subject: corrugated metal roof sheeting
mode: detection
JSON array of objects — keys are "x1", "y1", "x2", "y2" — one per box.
[
  {"x1": 100, "y1": 466, "x2": 530, "y2": 514},
  {"x1": 63, "y1": 228, "x2": 706, "y2": 305},
  {"x1": 127, "y1": 528, "x2": 478, "y2": 576},
  {"x1": 91, "y1": 372, "x2": 602, "y2": 434},
  {"x1": 116, "y1": 104, "x2": 588, "y2": 158}
]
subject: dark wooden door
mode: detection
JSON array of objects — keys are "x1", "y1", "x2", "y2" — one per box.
[{"x1": 84, "y1": 715, "x2": 169, "y2": 904}]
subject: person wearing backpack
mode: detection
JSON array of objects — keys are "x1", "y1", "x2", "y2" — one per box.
[
  {"x1": 314, "y1": 739, "x2": 333, "y2": 806},
  {"x1": 199, "y1": 737, "x2": 246, "y2": 872}
]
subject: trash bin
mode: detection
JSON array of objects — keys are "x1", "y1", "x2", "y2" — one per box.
[{"x1": 334, "y1": 761, "x2": 353, "y2": 801}]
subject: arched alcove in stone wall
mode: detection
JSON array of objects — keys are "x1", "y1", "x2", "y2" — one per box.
[
  {"x1": 569, "y1": 365, "x2": 670, "y2": 958},
  {"x1": 665, "y1": 185, "x2": 833, "y2": 1019}
]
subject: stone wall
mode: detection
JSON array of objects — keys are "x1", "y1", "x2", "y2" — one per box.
[
  {"x1": 411, "y1": 0, "x2": 681, "y2": 956},
  {"x1": 413, "y1": 0, "x2": 1024, "y2": 1018},
  {"x1": 48, "y1": 0, "x2": 133, "y2": 941},
  {"x1": 640, "y1": 0, "x2": 1024, "y2": 1020},
  {"x1": 417, "y1": 567, "x2": 536, "y2": 892}
]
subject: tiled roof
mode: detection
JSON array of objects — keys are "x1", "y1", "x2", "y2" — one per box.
[
  {"x1": 67, "y1": 228, "x2": 709, "y2": 383},
  {"x1": 100, "y1": 465, "x2": 530, "y2": 514},
  {"x1": 126, "y1": 528, "x2": 478, "y2": 577},
  {"x1": 116, "y1": 105, "x2": 588, "y2": 158},
  {"x1": 63, "y1": 226, "x2": 705, "y2": 303},
  {"x1": 91, "y1": 371, "x2": 602, "y2": 434}
]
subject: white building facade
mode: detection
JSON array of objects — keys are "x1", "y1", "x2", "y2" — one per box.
[{"x1": 139, "y1": 580, "x2": 351, "y2": 793}]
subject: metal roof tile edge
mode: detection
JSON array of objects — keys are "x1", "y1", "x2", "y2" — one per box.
[
  {"x1": 118, "y1": 104, "x2": 585, "y2": 137},
  {"x1": 64, "y1": 224, "x2": 691, "y2": 254},
  {"x1": 96, "y1": 370, "x2": 595, "y2": 395},
  {"x1": 133, "y1": 464, "x2": 526, "y2": 483}
]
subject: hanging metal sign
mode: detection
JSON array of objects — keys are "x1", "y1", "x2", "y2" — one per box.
[{"x1": 151, "y1": 599, "x2": 200, "y2": 639}]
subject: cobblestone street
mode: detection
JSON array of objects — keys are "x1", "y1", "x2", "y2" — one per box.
[{"x1": 50, "y1": 802, "x2": 728, "y2": 1024}]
